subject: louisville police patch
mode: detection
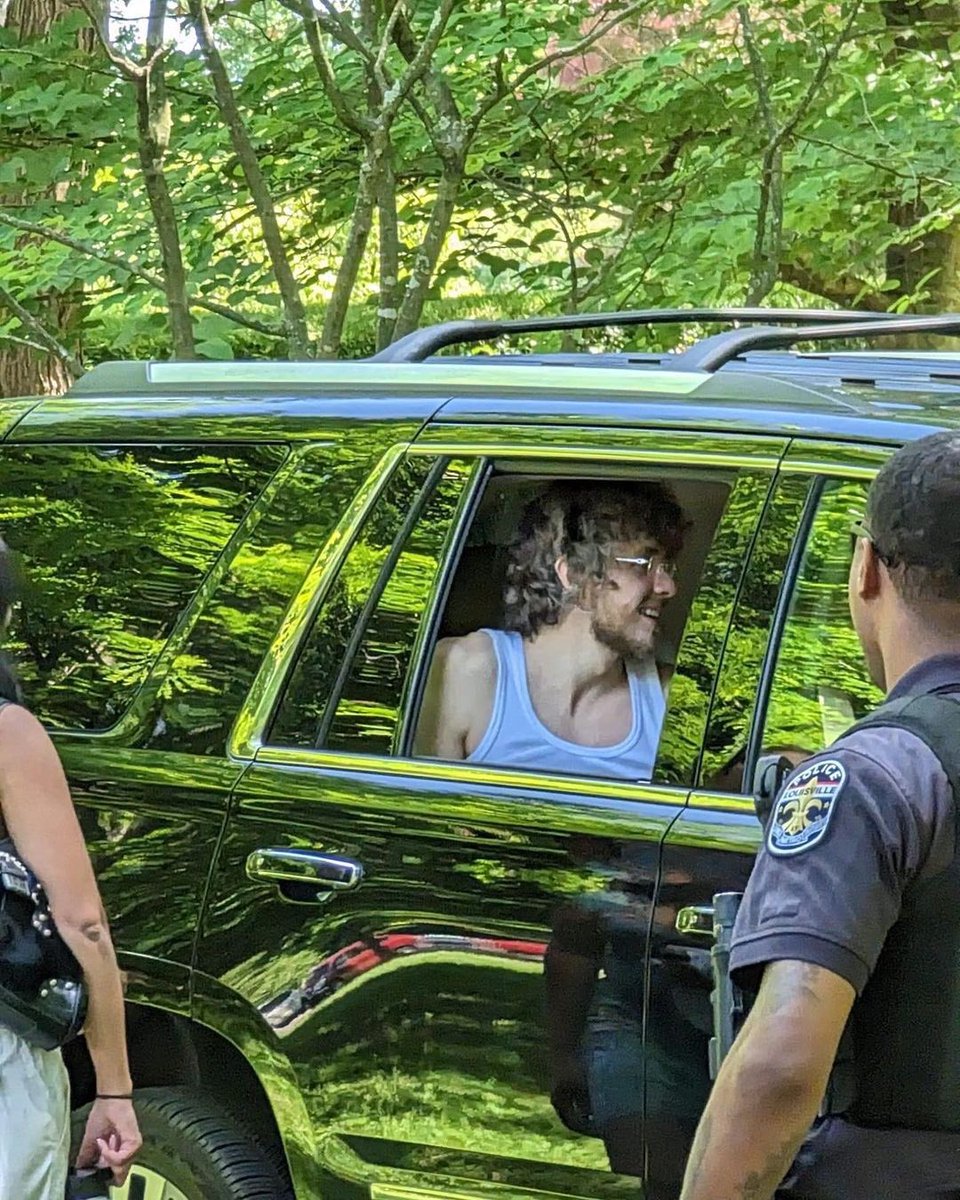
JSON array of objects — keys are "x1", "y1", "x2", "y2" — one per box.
[{"x1": 767, "y1": 759, "x2": 846, "y2": 857}]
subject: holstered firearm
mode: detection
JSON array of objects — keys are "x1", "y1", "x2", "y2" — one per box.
[{"x1": 708, "y1": 891, "x2": 744, "y2": 1080}]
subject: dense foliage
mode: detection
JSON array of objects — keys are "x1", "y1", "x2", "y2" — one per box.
[{"x1": 1, "y1": 0, "x2": 958, "y2": 387}]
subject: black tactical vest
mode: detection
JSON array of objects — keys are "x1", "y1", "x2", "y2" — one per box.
[{"x1": 836, "y1": 691, "x2": 960, "y2": 1130}]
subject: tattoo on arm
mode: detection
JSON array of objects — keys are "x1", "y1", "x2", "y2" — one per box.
[{"x1": 738, "y1": 1135, "x2": 803, "y2": 1199}]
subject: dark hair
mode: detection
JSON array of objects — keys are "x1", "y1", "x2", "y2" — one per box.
[
  {"x1": 866, "y1": 431, "x2": 960, "y2": 607},
  {"x1": 503, "y1": 480, "x2": 687, "y2": 638},
  {"x1": 0, "y1": 541, "x2": 23, "y2": 704}
]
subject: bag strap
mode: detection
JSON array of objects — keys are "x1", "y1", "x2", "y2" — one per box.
[{"x1": 844, "y1": 693, "x2": 960, "y2": 846}]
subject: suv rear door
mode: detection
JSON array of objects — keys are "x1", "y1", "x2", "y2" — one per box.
[{"x1": 197, "y1": 424, "x2": 787, "y2": 1200}]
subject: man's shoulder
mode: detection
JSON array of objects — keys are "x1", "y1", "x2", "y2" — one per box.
[{"x1": 432, "y1": 630, "x2": 499, "y2": 679}]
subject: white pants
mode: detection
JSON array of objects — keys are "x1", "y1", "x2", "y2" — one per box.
[{"x1": 0, "y1": 1025, "x2": 69, "y2": 1199}]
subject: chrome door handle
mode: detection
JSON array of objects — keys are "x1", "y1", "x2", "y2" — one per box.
[
  {"x1": 246, "y1": 848, "x2": 364, "y2": 892},
  {"x1": 676, "y1": 905, "x2": 715, "y2": 938}
]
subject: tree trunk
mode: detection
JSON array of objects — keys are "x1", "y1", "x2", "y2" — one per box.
[
  {"x1": 392, "y1": 151, "x2": 466, "y2": 341},
  {"x1": 0, "y1": 0, "x2": 87, "y2": 396},
  {"x1": 135, "y1": 0, "x2": 195, "y2": 358},
  {"x1": 319, "y1": 139, "x2": 381, "y2": 358},
  {"x1": 376, "y1": 148, "x2": 400, "y2": 352}
]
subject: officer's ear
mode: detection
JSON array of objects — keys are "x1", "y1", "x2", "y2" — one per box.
[{"x1": 857, "y1": 539, "x2": 884, "y2": 600}]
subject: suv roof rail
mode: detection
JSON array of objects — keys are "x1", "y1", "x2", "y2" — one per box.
[
  {"x1": 672, "y1": 313, "x2": 960, "y2": 372},
  {"x1": 369, "y1": 307, "x2": 896, "y2": 363}
]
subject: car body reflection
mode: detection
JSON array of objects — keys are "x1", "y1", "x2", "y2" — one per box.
[{"x1": 261, "y1": 931, "x2": 547, "y2": 1031}]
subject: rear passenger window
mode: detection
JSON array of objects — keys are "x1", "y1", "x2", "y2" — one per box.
[
  {"x1": 761, "y1": 479, "x2": 883, "y2": 755},
  {"x1": 270, "y1": 456, "x2": 474, "y2": 749},
  {"x1": 1, "y1": 444, "x2": 284, "y2": 731}
]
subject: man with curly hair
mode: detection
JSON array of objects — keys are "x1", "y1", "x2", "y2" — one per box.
[{"x1": 415, "y1": 480, "x2": 687, "y2": 780}]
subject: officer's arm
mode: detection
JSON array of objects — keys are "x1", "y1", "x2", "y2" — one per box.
[{"x1": 679, "y1": 958, "x2": 855, "y2": 1200}]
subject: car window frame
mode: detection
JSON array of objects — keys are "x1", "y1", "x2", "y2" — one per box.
[
  {"x1": 236, "y1": 426, "x2": 789, "y2": 808},
  {"x1": 687, "y1": 438, "x2": 894, "y2": 819}
]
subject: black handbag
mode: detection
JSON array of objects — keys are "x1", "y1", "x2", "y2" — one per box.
[{"x1": 0, "y1": 837, "x2": 87, "y2": 1049}]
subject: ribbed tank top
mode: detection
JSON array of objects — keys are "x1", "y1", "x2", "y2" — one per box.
[{"x1": 466, "y1": 628, "x2": 665, "y2": 781}]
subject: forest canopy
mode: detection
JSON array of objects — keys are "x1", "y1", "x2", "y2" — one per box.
[{"x1": 1, "y1": 0, "x2": 958, "y2": 391}]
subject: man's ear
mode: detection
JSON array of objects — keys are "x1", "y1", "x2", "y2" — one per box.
[
  {"x1": 555, "y1": 555, "x2": 573, "y2": 590},
  {"x1": 857, "y1": 540, "x2": 884, "y2": 600}
]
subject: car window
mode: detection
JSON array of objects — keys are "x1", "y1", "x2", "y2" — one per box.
[
  {"x1": 269, "y1": 456, "x2": 474, "y2": 750},
  {"x1": 652, "y1": 470, "x2": 778, "y2": 786},
  {"x1": 760, "y1": 478, "x2": 883, "y2": 758},
  {"x1": 0, "y1": 443, "x2": 285, "y2": 731},
  {"x1": 698, "y1": 474, "x2": 814, "y2": 792},
  {"x1": 408, "y1": 466, "x2": 774, "y2": 788}
]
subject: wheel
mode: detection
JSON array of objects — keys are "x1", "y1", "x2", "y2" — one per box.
[{"x1": 72, "y1": 1087, "x2": 293, "y2": 1200}]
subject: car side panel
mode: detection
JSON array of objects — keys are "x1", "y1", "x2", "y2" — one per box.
[{"x1": 199, "y1": 763, "x2": 684, "y2": 1200}]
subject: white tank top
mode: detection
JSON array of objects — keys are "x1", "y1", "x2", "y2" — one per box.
[{"x1": 465, "y1": 628, "x2": 665, "y2": 781}]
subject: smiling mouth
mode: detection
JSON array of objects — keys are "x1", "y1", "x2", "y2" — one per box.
[{"x1": 638, "y1": 607, "x2": 660, "y2": 621}]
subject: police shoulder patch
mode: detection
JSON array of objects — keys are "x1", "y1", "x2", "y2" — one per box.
[{"x1": 767, "y1": 758, "x2": 846, "y2": 857}]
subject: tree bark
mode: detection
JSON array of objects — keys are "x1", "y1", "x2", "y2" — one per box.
[
  {"x1": 0, "y1": 0, "x2": 87, "y2": 395},
  {"x1": 392, "y1": 151, "x2": 466, "y2": 341},
  {"x1": 319, "y1": 139, "x2": 381, "y2": 358},
  {"x1": 135, "y1": 0, "x2": 195, "y2": 357},
  {"x1": 188, "y1": 0, "x2": 311, "y2": 357},
  {"x1": 376, "y1": 148, "x2": 401, "y2": 352}
]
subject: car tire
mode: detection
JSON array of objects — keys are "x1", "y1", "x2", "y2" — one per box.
[{"x1": 72, "y1": 1087, "x2": 293, "y2": 1199}]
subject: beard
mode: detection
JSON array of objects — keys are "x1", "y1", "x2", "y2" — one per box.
[{"x1": 591, "y1": 610, "x2": 656, "y2": 661}]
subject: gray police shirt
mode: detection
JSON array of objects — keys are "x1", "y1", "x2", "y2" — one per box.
[{"x1": 729, "y1": 654, "x2": 960, "y2": 1200}]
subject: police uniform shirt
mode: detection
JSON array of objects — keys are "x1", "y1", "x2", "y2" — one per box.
[{"x1": 729, "y1": 653, "x2": 960, "y2": 1199}]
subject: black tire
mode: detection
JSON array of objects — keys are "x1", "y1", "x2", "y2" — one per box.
[{"x1": 72, "y1": 1087, "x2": 293, "y2": 1200}]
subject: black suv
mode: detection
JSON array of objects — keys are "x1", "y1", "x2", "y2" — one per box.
[{"x1": 5, "y1": 307, "x2": 959, "y2": 1199}]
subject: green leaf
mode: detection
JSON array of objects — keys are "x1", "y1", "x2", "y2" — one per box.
[{"x1": 195, "y1": 337, "x2": 235, "y2": 360}]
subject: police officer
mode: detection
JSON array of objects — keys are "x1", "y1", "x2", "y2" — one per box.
[{"x1": 680, "y1": 430, "x2": 960, "y2": 1200}]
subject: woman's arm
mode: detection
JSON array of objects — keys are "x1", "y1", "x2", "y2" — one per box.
[{"x1": 0, "y1": 704, "x2": 141, "y2": 1181}]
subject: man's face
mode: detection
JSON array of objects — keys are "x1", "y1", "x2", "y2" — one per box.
[{"x1": 590, "y1": 538, "x2": 678, "y2": 658}]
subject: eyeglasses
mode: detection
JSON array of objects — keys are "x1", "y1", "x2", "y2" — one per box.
[{"x1": 613, "y1": 554, "x2": 678, "y2": 580}]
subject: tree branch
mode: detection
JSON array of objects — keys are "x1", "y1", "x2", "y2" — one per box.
[
  {"x1": 0, "y1": 283, "x2": 83, "y2": 378},
  {"x1": 383, "y1": 0, "x2": 456, "y2": 120},
  {"x1": 0, "y1": 212, "x2": 285, "y2": 337},
  {"x1": 779, "y1": 1, "x2": 863, "y2": 149},
  {"x1": 471, "y1": 0, "x2": 654, "y2": 133},
  {"x1": 278, "y1": 0, "x2": 371, "y2": 138},
  {"x1": 739, "y1": 1, "x2": 862, "y2": 304},
  {"x1": 779, "y1": 260, "x2": 886, "y2": 310},
  {"x1": 188, "y1": 0, "x2": 311, "y2": 356}
]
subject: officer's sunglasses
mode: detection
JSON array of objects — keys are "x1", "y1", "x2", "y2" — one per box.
[
  {"x1": 849, "y1": 516, "x2": 893, "y2": 565},
  {"x1": 849, "y1": 517, "x2": 873, "y2": 554},
  {"x1": 613, "y1": 554, "x2": 678, "y2": 581}
]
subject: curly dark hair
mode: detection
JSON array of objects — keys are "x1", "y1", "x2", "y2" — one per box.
[
  {"x1": 503, "y1": 481, "x2": 687, "y2": 638},
  {"x1": 866, "y1": 430, "x2": 960, "y2": 607}
]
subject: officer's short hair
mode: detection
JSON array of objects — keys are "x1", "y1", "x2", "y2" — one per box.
[{"x1": 867, "y1": 430, "x2": 960, "y2": 605}]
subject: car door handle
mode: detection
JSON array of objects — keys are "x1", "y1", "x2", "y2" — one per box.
[
  {"x1": 675, "y1": 905, "x2": 715, "y2": 938},
  {"x1": 246, "y1": 848, "x2": 364, "y2": 892}
]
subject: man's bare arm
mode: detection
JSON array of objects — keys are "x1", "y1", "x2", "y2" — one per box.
[
  {"x1": 680, "y1": 959, "x2": 855, "y2": 1200},
  {"x1": 413, "y1": 634, "x2": 498, "y2": 760},
  {"x1": 413, "y1": 639, "x2": 467, "y2": 759}
]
